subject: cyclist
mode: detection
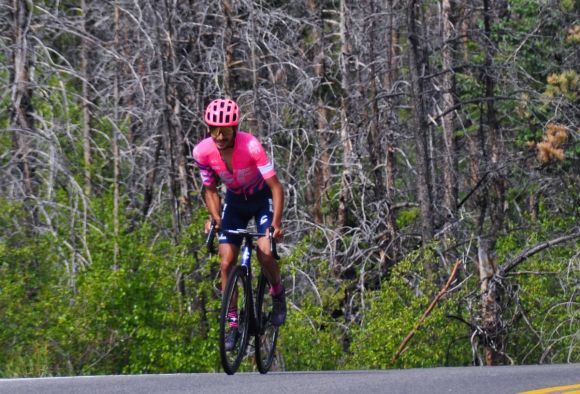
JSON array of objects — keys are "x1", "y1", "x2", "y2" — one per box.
[{"x1": 192, "y1": 98, "x2": 286, "y2": 351}]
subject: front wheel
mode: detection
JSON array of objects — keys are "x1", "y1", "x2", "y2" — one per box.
[
  {"x1": 255, "y1": 273, "x2": 279, "y2": 374},
  {"x1": 219, "y1": 265, "x2": 250, "y2": 375}
]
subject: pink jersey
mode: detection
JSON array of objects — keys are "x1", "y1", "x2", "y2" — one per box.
[{"x1": 192, "y1": 131, "x2": 276, "y2": 196}]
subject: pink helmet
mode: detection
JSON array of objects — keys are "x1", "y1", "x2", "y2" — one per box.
[{"x1": 204, "y1": 98, "x2": 240, "y2": 127}]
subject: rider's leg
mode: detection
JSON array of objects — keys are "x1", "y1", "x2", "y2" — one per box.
[
  {"x1": 254, "y1": 193, "x2": 286, "y2": 326},
  {"x1": 256, "y1": 238, "x2": 281, "y2": 288},
  {"x1": 219, "y1": 243, "x2": 240, "y2": 293},
  {"x1": 220, "y1": 243, "x2": 243, "y2": 350},
  {"x1": 220, "y1": 243, "x2": 240, "y2": 330},
  {"x1": 257, "y1": 237, "x2": 286, "y2": 326},
  {"x1": 218, "y1": 194, "x2": 244, "y2": 294}
]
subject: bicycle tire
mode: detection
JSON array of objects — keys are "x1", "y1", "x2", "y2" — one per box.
[
  {"x1": 255, "y1": 272, "x2": 279, "y2": 374},
  {"x1": 219, "y1": 265, "x2": 250, "y2": 375}
]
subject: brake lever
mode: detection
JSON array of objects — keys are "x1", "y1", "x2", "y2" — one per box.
[
  {"x1": 205, "y1": 219, "x2": 217, "y2": 255},
  {"x1": 269, "y1": 226, "x2": 281, "y2": 261}
]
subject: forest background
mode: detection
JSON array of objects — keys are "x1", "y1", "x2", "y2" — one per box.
[{"x1": 0, "y1": 0, "x2": 578, "y2": 376}]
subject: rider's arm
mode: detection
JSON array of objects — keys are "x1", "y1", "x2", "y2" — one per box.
[
  {"x1": 247, "y1": 134, "x2": 283, "y2": 240},
  {"x1": 265, "y1": 175, "x2": 284, "y2": 240},
  {"x1": 193, "y1": 142, "x2": 221, "y2": 231},
  {"x1": 203, "y1": 184, "x2": 222, "y2": 229}
]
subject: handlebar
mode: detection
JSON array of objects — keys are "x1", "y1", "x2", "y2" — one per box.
[{"x1": 204, "y1": 220, "x2": 280, "y2": 260}]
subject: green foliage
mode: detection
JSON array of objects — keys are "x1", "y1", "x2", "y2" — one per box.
[
  {"x1": 0, "y1": 197, "x2": 220, "y2": 377},
  {"x1": 494, "y1": 206, "x2": 579, "y2": 364},
  {"x1": 278, "y1": 302, "x2": 343, "y2": 370},
  {"x1": 559, "y1": 0, "x2": 575, "y2": 12},
  {"x1": 0, "y1": 200, "x2": 61, "y2": 376},
  {"x1": 345, "y1": 250, "x2": 472, "y2": 369},
  {"x1": 321, "y1": 183, "x2": 341, "y2": 218},
  {"x1": 277, "y1": 236, "x2": 344, "y2": 370},
  {"x1": 396, "y1": 207, "x2": 420, "y2": 228}
]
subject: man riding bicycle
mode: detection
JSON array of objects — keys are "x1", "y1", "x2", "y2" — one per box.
[{"x1": 192, "y1": 98, "x2": 286, "y2": 351}]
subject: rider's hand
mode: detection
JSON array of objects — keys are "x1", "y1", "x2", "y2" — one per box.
[
  {"x1": 270, "y1": 226, "x2": 284, "y2": 242},
  {"x1": 205, "y1": 218, "x2": 220, "y2": 234}
]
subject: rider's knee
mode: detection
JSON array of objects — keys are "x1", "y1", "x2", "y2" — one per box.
[
  {"x1": 256, "y1": 242, "x2": 273, "y2": 260},
  {"x1": 220, "y1": 258, "x2": 236, "y2": 271}
]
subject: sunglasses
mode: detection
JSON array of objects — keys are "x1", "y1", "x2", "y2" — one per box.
[{"x1": 209, "y1": 127, "x2": 235, "y2": 138}]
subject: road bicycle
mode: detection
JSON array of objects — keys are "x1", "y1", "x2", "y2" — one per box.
[{"x1": 206, "y1": 222, "x2": 281, "y2": 375}]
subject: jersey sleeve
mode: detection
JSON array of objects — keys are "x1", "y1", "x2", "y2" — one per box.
[
  {"x1": 248, "y1": 135, "x2": 276, "y2": 180},
  {"x1": 192, "y1": 144, "x2": 217, "y2": 186}
]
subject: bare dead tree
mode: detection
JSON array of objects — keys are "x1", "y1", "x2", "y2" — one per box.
[
  {"x1": 337, "y1": 0, "x2": 354, "y2": 230},
  {"x1": 439, "y1": 0, "x2": 458, "y2": 224},
  {"x1": 302, "y1": 0, "x2": 332, "y2": 225},
  {"x1": 407, "y1": 0, "x2": 435, "y2": 244},
  {"x1": 477, "y1": 0, "x2": 507, "y2": 365},
  {"x1": 80, "y1": 0, "x2": 93, "y2": 198},
  {"x1": 9, "y1": 0, "x2": 38, "y2": 215}
]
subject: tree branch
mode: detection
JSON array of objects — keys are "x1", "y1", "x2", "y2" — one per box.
[
  {"x1": 390, "y1": 259, "x2": 463, "y2": 367},
  {"x1": 500, "y1": 228, "x2": 580, "y2": 275}
]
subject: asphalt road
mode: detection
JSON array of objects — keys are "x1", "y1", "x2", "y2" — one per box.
[{"x1": 0, "y1": 364, "x2": 578, "y2": 394}]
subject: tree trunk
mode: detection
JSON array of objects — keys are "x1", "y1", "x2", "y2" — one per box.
[
  {"x1": 307, "y1": 0, "x2": 331, "y2": 225},
  {"x1": 338, "y1": 0, "x2": 354, "y2": 229},
  {"x1": 156, "y1": 2, "x2": 193, "y2": 236},
  {"x1": 440, "y1": 0, "x2": 458, "y2": 223},
  {"x1": 10, "y1": 0, "x2": 35, "y2": 197},
  {"x1": 365, "y1": 0, "x2": 398, "y2": 269},
  {"x1": 80, "y1": 0, "x2": 92, "y2": 197},
  {"x1": 10, "y1": 0, "x2": 39, "y2": 238},
  {"x1": 477, "y1": 235, "x2": 501, "y2": 365},
  {"x1": 222, "y1": 0, "x2": 234, "y2": 96},
  {"x1": 164, "y1": 3, "x2": 192, "y2": 225},
  {"x1": 142, "y1": 136, "x2": 162, "y2": 218},
  {"x1": 113, "y1": 1, "x2": 121, "y2": 266},
  {"x1": 248, "y1": 0, "x2": 264, "y2": 137},
  {"x1": 383, "y1": 0, "x2": 399, "y2": 262},
  {"x1": 407, "y1": 0, "x2": 434, "y2": 244},
  {"x1": 367, "y1": 0, "x2": 385, "y2": 202},
  {"x1": 480, "y1": 0, "x2": 506, "y2": 365}
]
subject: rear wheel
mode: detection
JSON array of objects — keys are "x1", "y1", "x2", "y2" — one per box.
[
  {"x1": 219, "y1": 266, "x2": 250, "y2": 375},
  {"x1": 255, "y1": 272, "x2": 279, "y2": 374}
]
